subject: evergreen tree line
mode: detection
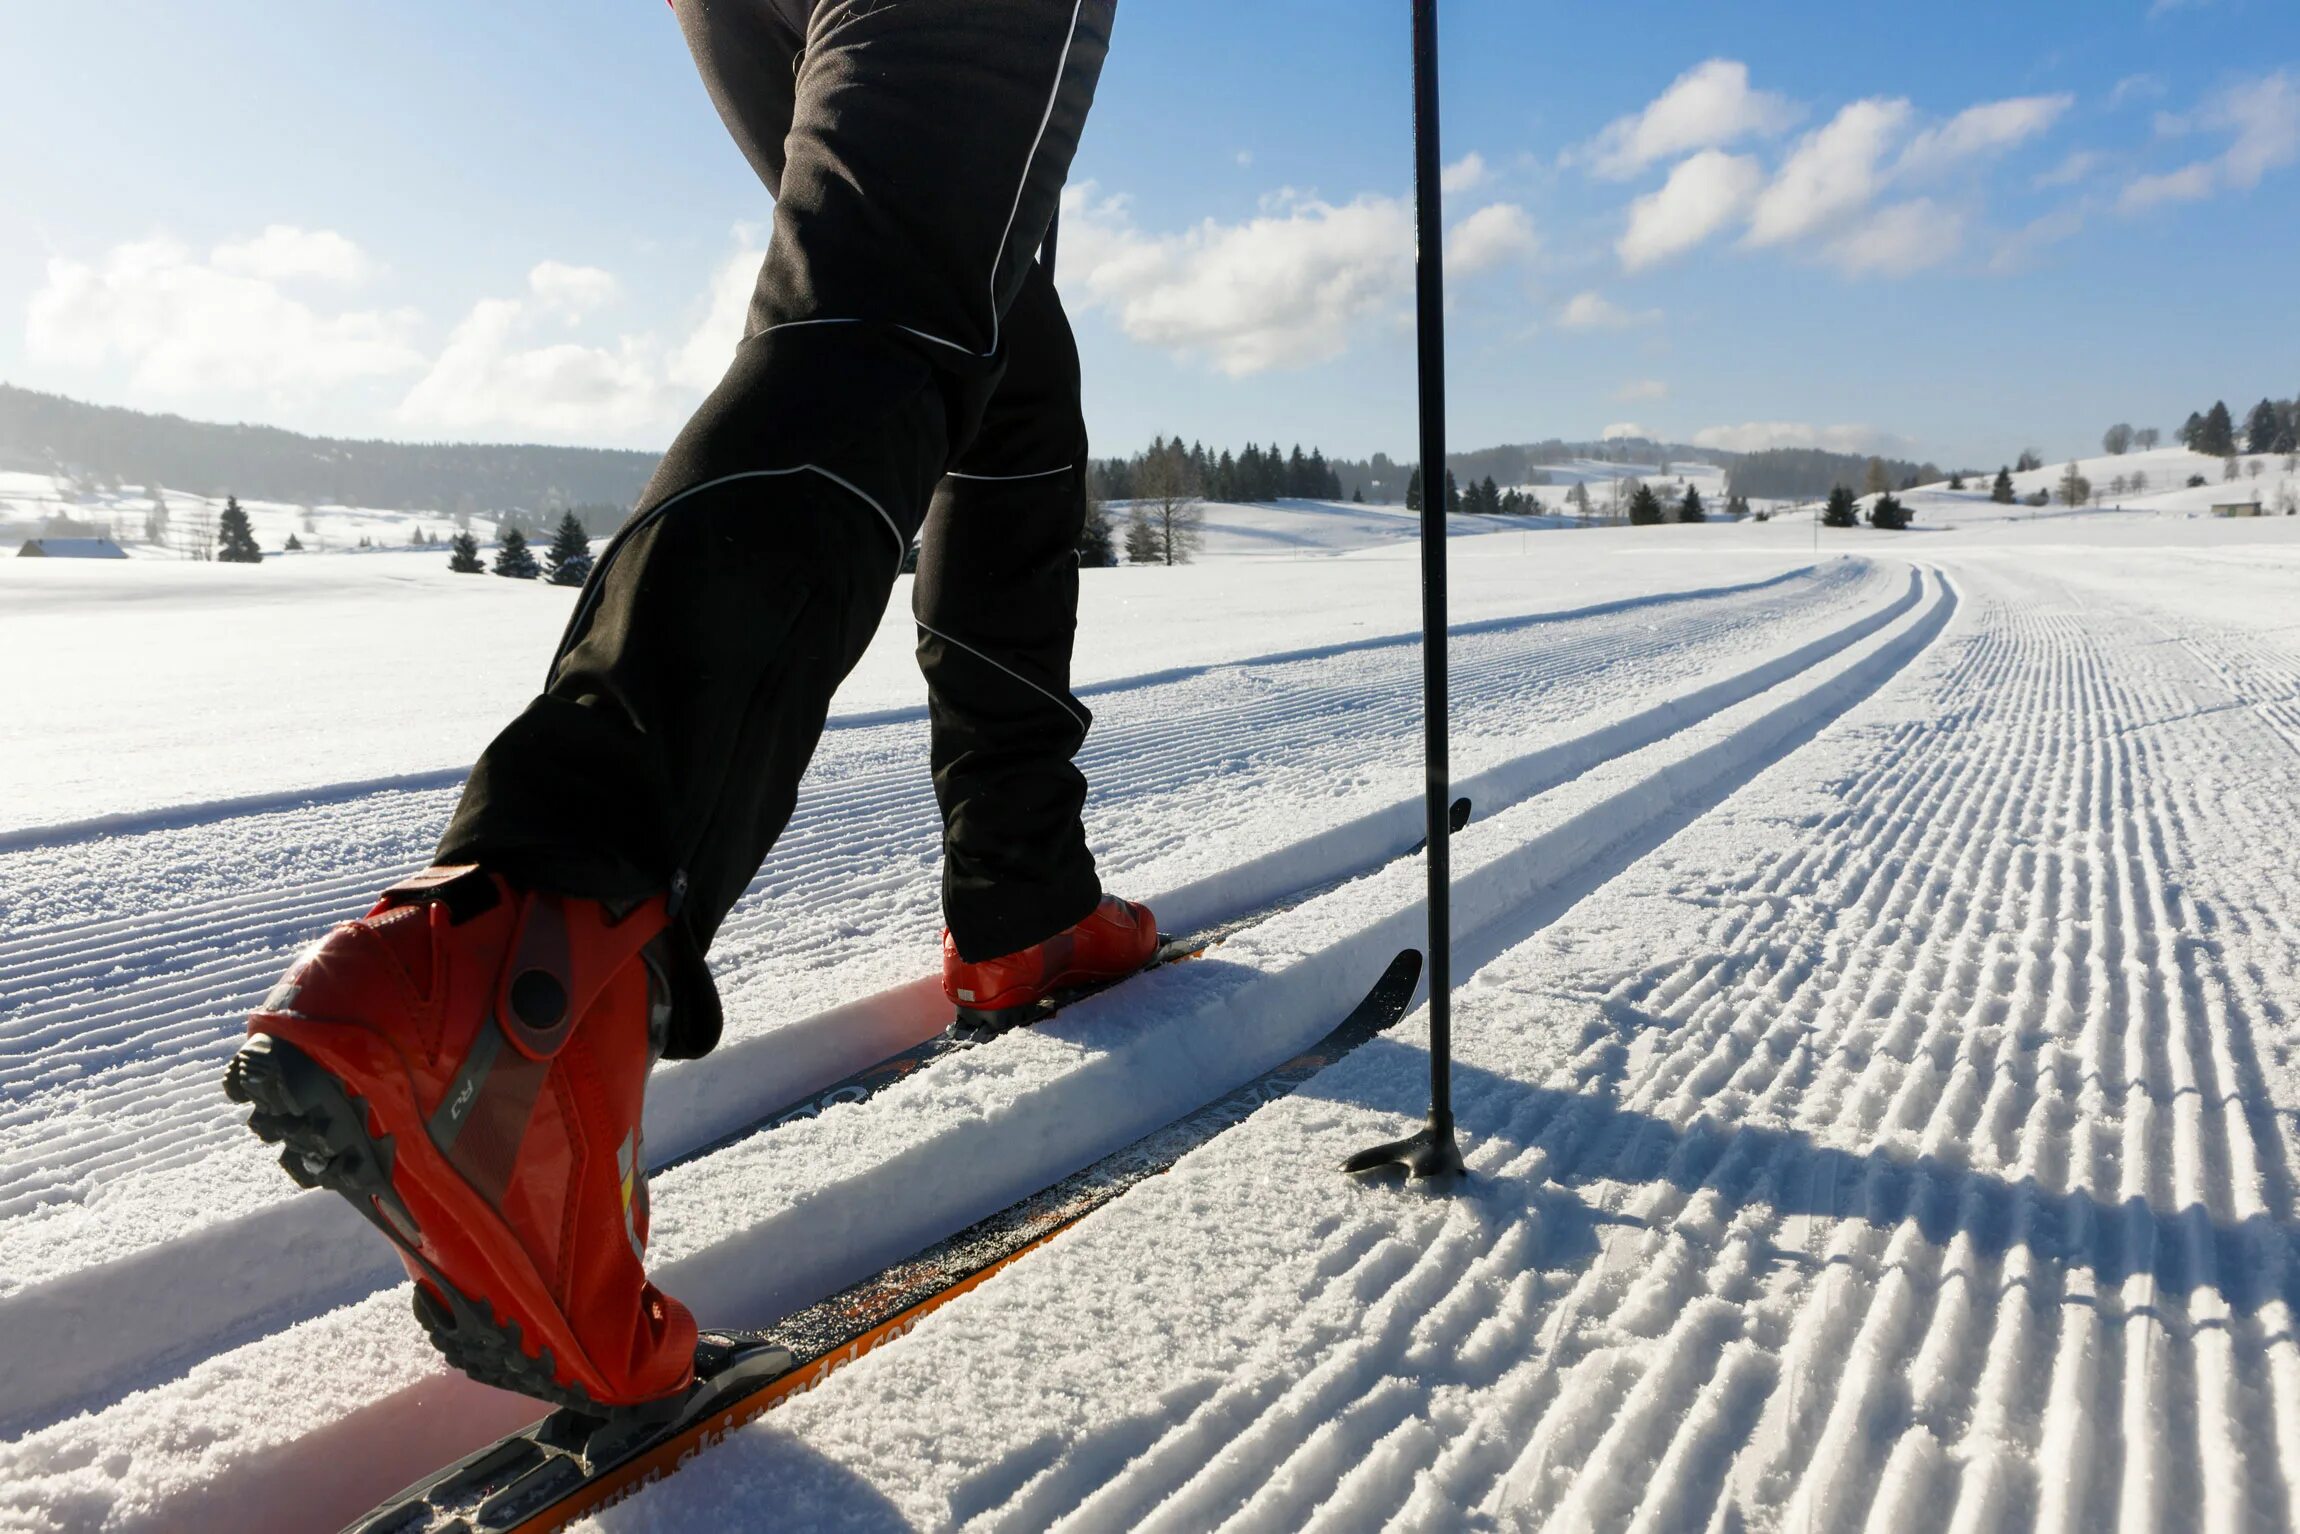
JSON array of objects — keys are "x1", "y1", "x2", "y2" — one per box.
[
  {"x1": 1818, "y1": 486, "x2": 1912, "y2": 531},
  {"x1": 1089, "y1": 438, "x2": 1345, "y2": 504},
  {"x1": 1404, "y1": 468, "x2": 1573, "y2": 517},
  {"x1": 2169, "y1": 397, "x2": 2300, "y2": 459},
  {"x1": 447, "y1": 511, "x2": 595, "y2": 586}
]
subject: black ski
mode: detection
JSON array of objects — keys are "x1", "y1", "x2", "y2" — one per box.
[{"x1": 342, "y1": 947, "x2": 1424, "y2": 1534}]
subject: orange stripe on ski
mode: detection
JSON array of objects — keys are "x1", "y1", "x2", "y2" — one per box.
[{"x1": 505, "y1": 1221, "x2": 1076, "y2": 1534}]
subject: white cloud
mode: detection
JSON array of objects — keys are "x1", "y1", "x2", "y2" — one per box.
[
  {"x1": 2119, "y1": 162, "x2": 2217, "y2": 210},
  {"x1": 1440, "y1": 152, "x2": 1488, "y2": 194},
  {"x1": 1057, "y1": 182, "x2": 1412, "y2": 375},
  {"x1": 1557, "y1": 290, "x2": 1661, "y2": 330},
  {"x1": 2120, "y1": 71, "x2": 2299, "y2": 213},
  {"x1": 1618, "y1": 149, "x2": 1764, "y2": 270},
  {"x1": 1823, "y1": 199, "x2": 1964, "y2": 277},
  {"x1": 2218, "y1": 70, "x2": 2300, "y2": 187},
  {"x1": 397, "y1": 295, "x2": 672, "y2": 438},
  {"x1": 2110, "y1": 74, "x2": 2165, "y2": 108},
  {"x1": 1614, "y1": 378, "x2": 1668, "y2": 403},
  {"x1": 1601, "y1": 422, "x2": 1650, "y2": 441},
  {"x1": 1580, "y1": 60, "x2": 1800, "y2": 179},
  {"x1": 2033, "y1": 150, "x2": 2103, "y2": 189},
  {"x1": 1692, "y1": 421, "x2": 1908, "y2": 454},
  {"x1": 210, "y1": 225, "x2": 375, "y2": 285},
  {"x1": 25, "y1": 232, "x2": 423, "y2": 400},
  {"x1": 1746, "y1": 97, "x2": 1913, "y2": 247},
  {"x1": 398, "y1": 244, "x2": 763, "y2": 438},
  {"x1": 1990, "y1": 206, "x2": 2087, "y2": 274},
  {"x1": 1447, "y1": 203, "x2": 1537, "y2": 274},
  {"x1": 1898, "y1": 94, "x2": 2073, "y2": 177},
  {"x1": 1234, "y1": 149, "x2": 1254, "y2": 168},
  {"x1": 667, "y1": 243, "x2": 765, "y2": 392},
  {"x1": 527, "y1": 261, "x2": 620, "y2": 319}
]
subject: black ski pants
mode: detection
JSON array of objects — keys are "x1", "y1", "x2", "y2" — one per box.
[{"x1": 437, "y1": 0, "x2": 1116, "y2": 1057}]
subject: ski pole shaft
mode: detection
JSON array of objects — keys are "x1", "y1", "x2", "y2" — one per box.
[
  {"x1": 1411, "y1": 0, "x2": 1452, "y2": 1137},
  {"x1": 1341, "y1": 0, "x2": 1464, "y2": 1183}
]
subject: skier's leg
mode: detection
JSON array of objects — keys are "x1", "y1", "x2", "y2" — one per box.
[
  {"x1": 916, "y1": 261, "x2": 1102, "y2": 963},
  {"x1": 436, "y1": 0, "x2": 1116, "y2": 1057},
  {"x1": 238, "y1": 0, "x2": 1116, "y2": 1413}
]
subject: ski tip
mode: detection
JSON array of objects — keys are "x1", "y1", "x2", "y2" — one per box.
[{"x1": 1374, "y1": 947, "x2": 1423, "y2": 1000}]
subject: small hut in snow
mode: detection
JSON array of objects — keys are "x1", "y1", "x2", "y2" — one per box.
[{"x1": 16, "y1": 537, "x2": 129, "y2": 558}]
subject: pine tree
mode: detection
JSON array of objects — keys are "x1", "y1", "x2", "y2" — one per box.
[
  {"x1": 1443, "y1": 469, "x2": 1461, "y2": 514},
  {"x1": 1405, "y1": 467, "x2": 1423, "y2": 511},
  {"x1": 2015, "y1": 449, "x2": 2043, "y2": 473},
  {"x1": 1991, "y1": 467, "x2": 2015, "y2": 504},
  {"x1": 1822, "y1": 486, "x2": 1859, "y2": 527},
  {"x1": 2245, "y1": 399, "x2": 2281, "y2": 455},
  {"x1": 1678, "y1": 484, "x2": 1706, "y2": 522},
  {"x1": 1628, "y1": 482, "x2": 1666, "y2": 526},
  {"x1": 2178, "y1": 411, "x2": 2205, "y2": 450},
  {"x1": 1947, "y1": 472, "x2": 1965, "y2": 490},
  {"x1": 544, "y1": 512, "x2": 594, "y2": 587},
  {"x1": 1868, "y1": 493, "x2": 1911, "y2": 531},
  {"x1": 493, "y1": 525, "x2": 541, "y2": 579},
  {"x1": 1351, "y1": 485, "x2": 1364, "y2": 503},
  {"x1": 216, "y1": 496, "x2": 263, "y2": 563},
  {"x1": 1076, "y1": 501, "x2": 1117, "y2": 567},
  {"x1": 449, "y1": 531, "x2": 484, "y2": 573},
  {"x1": 1478, "y1": 475, "x2": 1500, "y2": 516},
  {"x1": 1123, "y1": 507, "x2": 1161, "y2": 563},
  {"x1": 284, "y1": 533, "x2": 304, "y2": 551},
  {"x1": 2199, "y1": 400, "x2": 2237, "y2": 457}
]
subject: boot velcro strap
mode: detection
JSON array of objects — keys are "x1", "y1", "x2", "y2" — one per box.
[{"x1": 379, "y1": 864, "x2": 500, "y2": 923}]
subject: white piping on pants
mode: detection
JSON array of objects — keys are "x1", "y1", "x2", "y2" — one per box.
[{"x1": 752, "y1": 0, "x2": 1088, "y2": 360}]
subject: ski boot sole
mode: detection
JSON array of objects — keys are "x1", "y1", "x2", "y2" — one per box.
[{"x1": 224, "y1": 1032, "x2": 662, "y2": 1417}]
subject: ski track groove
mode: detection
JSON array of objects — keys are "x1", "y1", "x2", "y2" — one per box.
[
  {"x1": 912, "y1": 557, "x2": 2300, "y2": 1534},
  {"x1": 13, "y1": 548, "x2": 2300, "y2": 1531},
  {"x1": 0, "y1": 564, "x2": 1889, "y2": 1290}
]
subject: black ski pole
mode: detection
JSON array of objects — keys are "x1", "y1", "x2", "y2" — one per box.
[{"x1": 1344, "y1": 0, "x2": 1464, "y2": 1184}]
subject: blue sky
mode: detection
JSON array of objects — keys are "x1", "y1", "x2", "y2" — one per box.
[{"x1": 3, "y1": 0, "x2": 2294, "y2": 470}]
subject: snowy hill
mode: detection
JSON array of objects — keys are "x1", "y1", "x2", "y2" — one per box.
[
  {"x1": 1130, "y1": 496, "x2": 1547, "y2": 559},
  {"x1": 1891, "y1": 445, "x2": 2300, "y2": 525},
  {"x1": 0, "y1": 469, "x2": 507, "y2": 558},
  {"x1": 5, "y1": 486, "x2": 2300, "y2": 1529}
]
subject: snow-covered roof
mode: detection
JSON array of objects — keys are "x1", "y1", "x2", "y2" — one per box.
[{"x1": 16, "y1": 537, "x2": 128, "y2": 559}]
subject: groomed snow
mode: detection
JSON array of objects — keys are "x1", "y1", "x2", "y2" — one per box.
[{"x1": 4, "y1": 501, "x2": 2299, "y2": 1531}]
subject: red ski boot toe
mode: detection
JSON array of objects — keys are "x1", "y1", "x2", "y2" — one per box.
[
  {"x1": 942, "y1": 894, "x2": 1162, "y2": 1029},
  {"x1": 224, "y1": 864, "x2": 698, "y2": 1411}
]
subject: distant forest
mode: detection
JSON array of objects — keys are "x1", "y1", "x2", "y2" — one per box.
[
  {"x1": 4, "y1": 383, "x2": 1935, "y2": 520},
  {"x1": 1724, "y1": 447, "x2": 1942, "y2": 502},
  {"x1": 0, "y1": 385, "x2": 658, "y2": 515}
]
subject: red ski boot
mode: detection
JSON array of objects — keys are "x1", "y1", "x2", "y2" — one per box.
[
  {"x1": 223, "y1": 864, "x2": 698, "y2": 1412},
  {"x1": 942, "y1": 894, "x2": 1162, "y2": 1031}
]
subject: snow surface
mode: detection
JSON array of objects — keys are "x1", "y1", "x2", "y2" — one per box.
[{"x1": 4, "y1": 497, "x2": 2300, "y2": 1531}]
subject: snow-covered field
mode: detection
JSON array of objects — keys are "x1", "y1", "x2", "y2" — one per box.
[{"x1": 5, "y1": 498, "x2": 2300, "y2": 1531}]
